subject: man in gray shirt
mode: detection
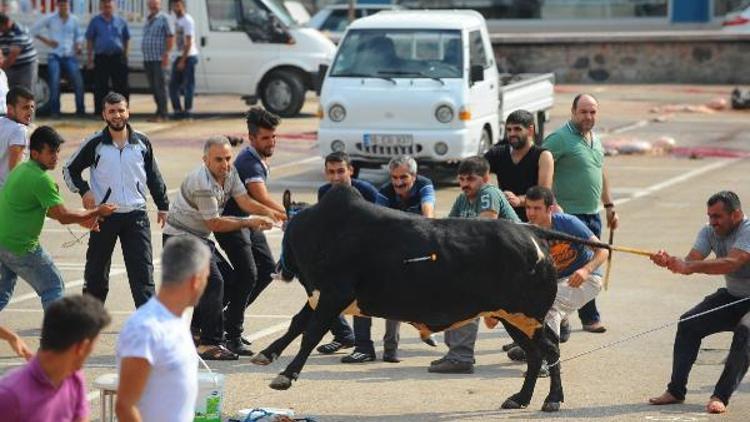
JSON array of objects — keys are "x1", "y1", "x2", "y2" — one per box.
[
  {"x1": 648, "y1": 191, "x2": 750, "y2": 414},
  {"x1": 164, "y1": 136, "x2": 278, "y2": 360}
]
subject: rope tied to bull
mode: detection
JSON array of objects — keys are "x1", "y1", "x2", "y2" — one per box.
[{"x1": 547, "y1": 294, "x2": 750, "y2": 368}]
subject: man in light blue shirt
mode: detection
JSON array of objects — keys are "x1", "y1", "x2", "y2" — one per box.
[{"x1": 32, "y1": 0, "x2": 84, "y2": 116}]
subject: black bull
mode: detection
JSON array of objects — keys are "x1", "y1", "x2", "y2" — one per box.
[{"x1": 251, "y1": 185, "x2": 610, "y2": 411}]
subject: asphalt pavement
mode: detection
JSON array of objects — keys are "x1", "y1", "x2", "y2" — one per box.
[{"x1": 1, "y1": 85, "x2": 749, "y2": 421}]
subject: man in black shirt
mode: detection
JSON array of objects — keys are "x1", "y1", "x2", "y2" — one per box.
[{"x1": 484, "y1": 109, "x2": 554, "y2": 222}]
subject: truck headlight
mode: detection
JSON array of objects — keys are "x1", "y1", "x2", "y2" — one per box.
[
  {"x1": 331, "y1": 140, "x2": 345, "y2": 152},
  {"x1": 434, "y1": 142, "x2": 449, "y2": 155},
  {"x1": 435, "y1": 105, "x2": 454, "y2": 123},
  {"x1": 328, "y1": 104, "x2": 346, "y2": 122}
]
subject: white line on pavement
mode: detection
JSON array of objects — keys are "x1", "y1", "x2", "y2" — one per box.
[
  {"x1": 1, "y1": 308, "x2": 292, "y2": 320},
  {"x1": 612, "y1": 158, "x2": 742, "y2": 207},
  {"x1": 6, "y1": 269, "x2": 127, "y2": 306}
]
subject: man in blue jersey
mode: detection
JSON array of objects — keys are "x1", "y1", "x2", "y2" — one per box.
[
  {"x1": 217, "y1": 107, "x2": 286, "y2": 355},
  {"x1": 505, "y1": 186, "x2": 608, "y2": 366},
  {"x1": 344, "y1": 155, "x2": 435, "y2": 364},
  {"x1": 315, "y1": 151, "x2": 379, "y2": 361}
]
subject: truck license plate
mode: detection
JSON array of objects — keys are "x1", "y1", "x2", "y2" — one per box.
[{"x1": 363, "y1": 134, "x2": 413, "y2": 147}]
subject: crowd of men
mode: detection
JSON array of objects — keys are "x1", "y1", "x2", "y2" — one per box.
[
  {"x1": 0, "y1": 83, "x2": 747, "y2": 420},
  {"x1": 0, "y1": 0, "x2": 197, "y2": 120}
]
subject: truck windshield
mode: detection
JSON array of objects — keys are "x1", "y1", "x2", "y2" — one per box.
[{"x1": 330, "y1": 29, "x2": 463, "y2": 79}]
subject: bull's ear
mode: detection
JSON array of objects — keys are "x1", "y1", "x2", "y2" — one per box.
[{"x1": 283, "y1": 190, "x2": 292, "y2": 212}]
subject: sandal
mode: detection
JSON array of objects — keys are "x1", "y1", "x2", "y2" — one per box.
[{"x1": 198, "y1": 345, "x2": 239, "y2": 361}]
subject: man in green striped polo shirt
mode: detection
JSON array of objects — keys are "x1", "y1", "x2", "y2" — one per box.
[{"x1": 543, "y1": 93, "x2": 619, "y2": 335}]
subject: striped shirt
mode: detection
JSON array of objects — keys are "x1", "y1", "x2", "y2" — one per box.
[
  {"x1": 0, "y1": 23, "x2": 38, "y2": 68},
  {"x1": 141, "y1": 11, "x2": 173, "y2": 62}
]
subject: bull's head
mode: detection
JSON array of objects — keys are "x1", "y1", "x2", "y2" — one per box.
[
  {"x1": 282, "y1": 189, "x2": 311, "y2": 220},
  {"x1": 275, "y1": 190, "x2": 312, "y2": 282}
]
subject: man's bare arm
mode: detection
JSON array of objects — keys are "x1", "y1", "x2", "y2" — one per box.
[
  {"x1": 115, "y1": 357, "x2": 151, "y2": 422},
  {"x1": 246, "y1": 182, "x2": 286, "y2": 214}
]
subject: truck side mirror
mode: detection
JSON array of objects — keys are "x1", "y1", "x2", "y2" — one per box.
[
  {"x1": 316, "y1": 64, "x2": 329, "y2": 96},
  {"x1": 470, "y1": 65, "x2": 484, "y2": 84}
]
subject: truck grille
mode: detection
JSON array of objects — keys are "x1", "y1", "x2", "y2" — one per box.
[{"x1": 355, "y1": 143, "x2": 423, "y2": 157}]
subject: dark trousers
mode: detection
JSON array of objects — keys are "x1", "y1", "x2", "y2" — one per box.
[
  {"x1": 571, "y1": 212, "x2": 603, "y2": 324},
  {"x1": 144, "y1": 60, "x2": 168, "y2": 117},
  {"x1": 94, "y1": 53, "x2": 129, "y2": 114},
  {"x1": 215, "y1": 228, "x2": 268, "y2": 339},
  {"x1": 214, "y1": 229, "x2": 275, "y2": 340},
  {"x1": 352, "y1": 317, "x2": 399, "y2": 356},
  {"x1": 164, "y1": 234, "x2": 227, "y2": 345},
  {"x1": 329, "y1": 315, "x2": 355, "y2": 345},
  {"x1": 667, "y1": 288, "x2": 750, "y2": 404},
  {"x1": 83, "y1": 211, "x2": 154, "y2": 307},
  {"x1": 243, "y1": 230, "x2": 276, "y2": 308}
]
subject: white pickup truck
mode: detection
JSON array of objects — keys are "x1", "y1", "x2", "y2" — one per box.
[
  {"x1": 12, "y1": 0, "x2": 336, "y2": 116},
  {"x1": 317, "y1": 10, "x2": 554, "y2": 174}
]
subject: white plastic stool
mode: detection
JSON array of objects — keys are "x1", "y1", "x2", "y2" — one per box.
[{"x1": 93, "y1": 373, "x2": 119, "y2": 422}]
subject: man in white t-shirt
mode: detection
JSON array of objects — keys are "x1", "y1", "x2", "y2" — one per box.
[
  {"x1": 0, "y1": 50, "x2": 9, "y2": 114},
  {"x1": 169, "y1": 0, "x2": 199, "y2": 119},
  {"x1": 0, "y1": 86, "x2": 34, "y2": 188},
  {"x1": 115, "y1": 236, "x2": 211, "y2": 422}
]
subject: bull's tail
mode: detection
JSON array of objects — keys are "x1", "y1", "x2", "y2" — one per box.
[{"x1": 524, "y1": 224, "x2": 612, "y2": 252}]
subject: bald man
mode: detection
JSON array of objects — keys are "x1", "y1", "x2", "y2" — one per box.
[{"x1": 543, "y1": 94, "x2": 618, "y2": 336}]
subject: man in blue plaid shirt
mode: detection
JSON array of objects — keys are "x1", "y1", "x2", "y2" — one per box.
[{"x1": 141, "y1": 0, "x2": 173, "y2": 121}]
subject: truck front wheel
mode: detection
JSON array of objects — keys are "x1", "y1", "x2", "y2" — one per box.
[
  {"x1": 478, "y1": 127, "x2": 492, "y2": 155},
  {"x1": 260, "y1": 70, "x2": 306, "y2": 117}
]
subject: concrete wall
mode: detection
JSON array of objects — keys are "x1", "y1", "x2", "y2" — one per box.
[{"x1": 491, "y1": 31, "x2": 750, "y2": 84}]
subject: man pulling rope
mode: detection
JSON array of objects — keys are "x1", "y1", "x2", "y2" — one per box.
[{"x1": 647, "y1": 191, "x2": 750, "y2": 414}]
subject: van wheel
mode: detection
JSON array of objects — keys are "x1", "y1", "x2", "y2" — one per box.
[
  {"x1": 260, "y1": 70, "x2": 305, "y2": 117},
  {"x1": 34, "y1": 70, "x2": 52, "y2": 116},
  {"x1": 478, "y1": 127, "x2": 492, "y2": 155}
]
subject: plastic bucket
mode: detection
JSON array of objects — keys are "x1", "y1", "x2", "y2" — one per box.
[{"x1": 194, "y1": 371, "x2": 224, "y2": 422}]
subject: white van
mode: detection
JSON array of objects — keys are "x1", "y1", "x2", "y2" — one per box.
[
  {"x1": 15, "y1": 0, "x2": 336, "y2": 116},
  {"x1": 317, "y1": 10, "x2": 554, "y2": 173}
]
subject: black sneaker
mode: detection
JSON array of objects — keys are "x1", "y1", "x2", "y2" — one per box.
[
  {"x1": 428, "y1": 359, "x2": 474, "y2": 374},
  {"x1": 502, "y1": 341, "x2": 518, "y2": 352},
  {"x1": 430, "y1": 357, "x2": 448, "y2": 366},
  {"x1": 559, "y1": 318, "x2": 571, "y2": 343},
  {"x1": 316, "y1": 340, "x2": 354, "y2": 355},
  {"x1": 341, "y1": 352, "x2": 376, "y2": 363},
  {"x1": 226, "y1": 337, "x2": 255, "y2": 356}
]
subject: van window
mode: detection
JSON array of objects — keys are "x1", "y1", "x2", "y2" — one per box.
[
  {"x1": 469, "y1": 30, "x2": 488, "y2": 68},
  {"x1": 207, "y1": 0, "x2": 240, "y2": 31},
  {"x1": 321, "y1": 9, "x2": 364, "y2": 32}
]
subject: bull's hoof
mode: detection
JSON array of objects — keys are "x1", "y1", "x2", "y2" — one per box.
[
  {"x1": 422, "y1": 334, "x2": 438, "y2": 347},
  {"x1": 269, "y1": 374, "x2": 293, "y2": 390},
  {"x1": 250, "y1": 351, "x2": 274, "y2": 366},
  {"x1": 500, "y1": 398, "x2": 527, "y2": 410},
  {"x1": 541, "y1": 401, "x2": 561, "y2": 412}
]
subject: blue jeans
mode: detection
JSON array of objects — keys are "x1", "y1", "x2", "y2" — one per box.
[
  {"x1": 0, "y1": 245, "x2": 65, "y2": 311},
  {"x1": 48, "y1": 54, "x2": 85, "y2": 115},
  {"x1": 169, "y1": 56, "x2": 197, "y2": 113},
  {"x1": 571, "y1": 212, "x2": 603, "y2": 324}
]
